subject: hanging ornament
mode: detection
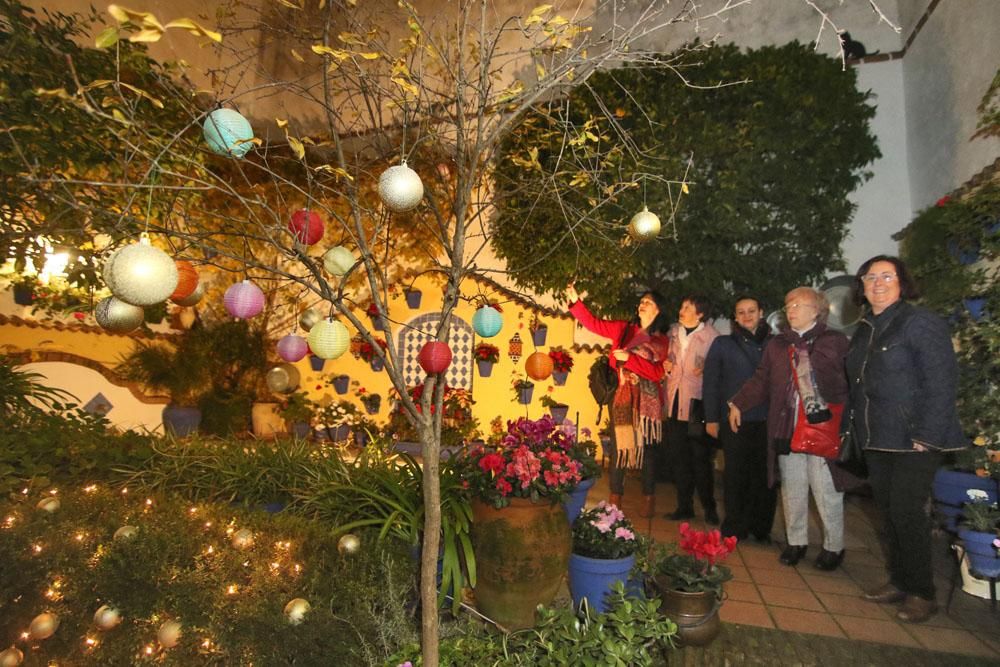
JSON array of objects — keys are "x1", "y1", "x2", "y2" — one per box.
[
  {"x1": 322, "y1": 246, "x2": 355, "y2": 278},
  {"x1": 0, "y1": 647, "x2": 23, "y2": 667},
  {"x1": 277, "y1": 335, "x2": 309, "y2": 362},
  {"x1": 223, "y1": 280, "x2": 265, "y2": 319},
  {"x1": 266, "y1": 364, "x2": 300, "y2": 394},
  {"x1": 526, "y1": 351, "x2": 554, "y2": 381},
  {"x1": 472, "y1": 306, "x2": 503, "y2": 338},
  {"x1": 231, "y1": 528, "x2": 254, "y2": 549},
  {"x1": 94, "y1": 296, "x2": 144, "y2": 334},
  {"x1": 169, "y1": 260, "x2": 199, "y2": 302},
  {"x1": 378, "y1": 161, "x2": 424, "y2": 212},
  {"x1": 508, "y1": 333, "x2": 523, "y2": 364},
  {"x1": 628, "y1": 206, "x2": 661, "y2": 241},
  {"x1": 158, "y1": 620, "x2": 182, "y2": 648},
  {"x1": 288, "y1": 209, "x2": 325, "y2": 246},
  {"x1": 28, "y1": 612, "x2": 59, "y2": 640},
  {"x1": 418, "y1": 341, "x2": 452, "y2": 374},
  {"x1": 298, "y1": 307, "x2": 322, "y2": 332},
  {"x1": 283, "y1": 598, "x2": 311, "y2": 625},
  {"x1": 103, "y1": 235, "x2": 179, "y2": 307},
  {"x1": 36, "y1": 497, "x2": 60, "y2": 513},
  {"x1": 307, "y1": 318, "x2": 349, "y2": 359},
  {"x1": 93, "y1": 605, "x2": 122, "y2": 631},
  {"x1": 172, "y1": 280, "x2": 205, "y2": 307},
  {"x1": 337, "y1": 534, "x2": 361, "y2": 555},
  {"x1": 202, "y1": 108, "x2": 255, "y2": 158},
  {"x1": 113, "y1": 525, "x2": 138, "y2": 540}
]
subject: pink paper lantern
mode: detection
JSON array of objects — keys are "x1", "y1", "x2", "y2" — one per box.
[
  {"x1": 418, "y1": 341, "x2": 452, "y2": 374},
  {"x1": 224, "y1": 280, "x2": 265, "y2": 319},
  {"x1": 277, "y1": 334, "x2": 309, "y2": 362},
  {"x1": 288, "y1": 209, "x2": 325, "y2": 245}
]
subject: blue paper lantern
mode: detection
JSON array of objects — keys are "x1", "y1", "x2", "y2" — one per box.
[
  {"x1": 203, "y1": 109, "x2": 255, "y2": 158},
  {"x1": 472, "y1": 306, "x2": 503, "y2": 338}
]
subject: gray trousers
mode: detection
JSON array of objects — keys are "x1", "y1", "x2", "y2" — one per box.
[{"x1": 778, "y1": 452, "x2": 844, "y2": 551}]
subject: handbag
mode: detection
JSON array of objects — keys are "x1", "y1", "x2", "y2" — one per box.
[
  {"x1": 834, "y1": 412, "x2": 868, "y2": 478},
  {"x1": 790, "y1": 399, "x2": 844, "y2": 459},
  {"x1": 687, "y1": 398, "x2": 706, "y2": 438}
]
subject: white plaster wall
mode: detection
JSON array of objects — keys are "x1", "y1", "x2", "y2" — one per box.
[
  {"x1": 22, "y1": 361, "x2": 165, "y2": 434},
  {"x1": 902, "y1": 0, "x2": 1000, "y2": 208}
]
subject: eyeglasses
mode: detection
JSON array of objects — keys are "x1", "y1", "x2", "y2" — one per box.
[
  {"x1": 861, "y1": 272, "x2": 897, "y2": 284},
  {"x1": 782, "y1": 302, "x2": 816, "y2": 313}
]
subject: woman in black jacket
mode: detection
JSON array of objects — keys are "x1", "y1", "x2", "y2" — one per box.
[{"x1": 846, "y1": 255, "x2": 966, "y2": 624}]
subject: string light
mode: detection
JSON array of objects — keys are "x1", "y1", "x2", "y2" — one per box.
[
  {"x1": 32, "y1": 543, "x2": 43, "y2": 554},
  {"x1": 226, "y1": 584, "x2": 238, "y2": 595},
  {"x1": 83, "y1": 485, "x2": 97, "y2": 493},
  {"x1": 144, "y1": 644, "x2": 155, "y2": 656},
  {"x1": 3, "y1": 515, "x2": 15, "y2": 528}
]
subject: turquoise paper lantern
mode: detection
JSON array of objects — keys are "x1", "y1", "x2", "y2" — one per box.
[
  {"x1": 308, "y1": 318, "x2": 349, "y2": 360},
  {"x1": 472, "y1": 306, "x2": 503, "y2": 337},
  {"x1": 203, "y1": 109, "x2": 255, "y2": 158}
]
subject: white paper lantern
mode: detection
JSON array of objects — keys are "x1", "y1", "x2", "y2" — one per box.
[
  {"x1": 308, "y1": 318, "x2": 349, "y2": 360},
  {"x1": 277, "y1": 334, "x2": 309, "y2": 362},
  {"x1": 28, "y1": 612, "x2": 59, "y2": 640},
  {"x1": 36, "y1": 497, "x2": 60, "y2": 513},
  {"x1": 113, "y1": 525, "x2": 138, "y2": 540},
  {"x1": 628, "y1": 206, "x2": 661, "y2": 241},
  {"x1": 203, "y1": 108, "x2": 255, "y2": 158},
  {"x1": 283, "y1": 598, "x2": 311, "y2": 625},
  {"x1": 298, "y1": 307, "x2": 322, "y2": 332},
  {"x1": 0, "y1": 647, "x2": 23, "y2": 667},
  {"x1": 157, "y1": 620, "x2": 182, "y2": 648},
  {"x1": 378, "y1": 161, "x2": 424, "y2": 212},
  {"x1": 322, "y1": 246, "x2": 355, "y2": 277},
  {"x1": 95, "y1": 296, "x2": 144, "y2": 333},
  {"x1": 266, "y1": 364, "x2": 300, "y2": 394},
  {"x1": 103, "y1": 236, "x2": 179, "y2": 306},
  {"x1": 94, "y1": 605, "x2": 122, "y2": 630},
  {"x1": 223, "y1": 280, "x2": 265, "y2": 319},
  {"x1": 231, "y1": 528, "x2": 254, "y2": 549}
]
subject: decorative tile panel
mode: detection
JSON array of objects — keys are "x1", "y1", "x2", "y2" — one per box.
[{"x1": 398, "y1": 313, "x2": 473, "y2": 389}]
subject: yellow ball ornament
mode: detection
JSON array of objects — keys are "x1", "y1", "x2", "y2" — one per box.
[
  {"x1": 628, "y1": 206, "x2": 661, "y2": 241},
  {"x1": 29, "y1": 612, "x2": 59, "y2": 640},
  {"x1": 94, "y1": 605, "x2": 122, "y2": 630},
  {"x1": 337, "y1": 533, "x2": 361, "y2": 555},
  {"x1": 231, "y1": 528, "x2": 254, "y2": 549},
  {"x1": 0, "y1": 647, "x2": 23, "y2": 667},
  {"x1": 283, "y1": 598, "x2": 311, "y2": 625},
  {"x1": 158, "y1": 620, "x2": 182, "y2": 648}
]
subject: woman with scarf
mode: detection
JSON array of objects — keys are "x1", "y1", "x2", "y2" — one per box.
[
  {"x1": 728, "y1": 287, "x2": 850, "y2": 570},
  {"x1": 566, "y1": 283, "x2": 670, "y2": 517}
]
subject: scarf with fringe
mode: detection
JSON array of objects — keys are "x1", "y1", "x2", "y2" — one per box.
[{"x1": 612, "y1": 329, "x2": 666, "y2": 470}]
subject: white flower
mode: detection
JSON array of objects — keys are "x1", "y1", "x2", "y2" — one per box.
[{"x1": 967, "y1": 489, "x2": 989, "y2": 501}]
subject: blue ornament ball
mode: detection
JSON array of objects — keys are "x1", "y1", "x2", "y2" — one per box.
[
  {"x1": 472, "y1": 306, "x2": 503, "y2": 338},
  {"x1": 203, "y1": 109, "x2": 255, "y2": 158}
]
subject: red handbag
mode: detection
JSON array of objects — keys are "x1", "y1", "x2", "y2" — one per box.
[{"x1": 791, "y1": 400, "x2": 844, "y2": 459}]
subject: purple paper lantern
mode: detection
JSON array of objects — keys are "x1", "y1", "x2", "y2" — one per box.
[
  {"x1": 224, "y1": 280, "x2": 265, "y2": 319},
  {"x1": 277, "y1": 334, "x2": 309, "y2": 362}
]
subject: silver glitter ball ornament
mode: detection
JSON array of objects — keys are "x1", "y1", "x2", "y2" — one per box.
[
  {"x1": 103, "y1": 237, "x2": 179, "y2": 306},
  {"x1": 93, "y1": 605, "x2": 122, "y2": 630},
  {"x1": 628, "y1": 206, "x2": 661, "y2": 241},
  {"x1": 283, "y1": 598, "x2": 311, "y2": 625},
  {"x1": 378, "y1": 162, "x2": 424, "y2": 212}
]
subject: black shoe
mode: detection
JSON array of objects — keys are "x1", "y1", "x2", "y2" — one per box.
[
  {"x1": 814, "y1": 549, "x2": 845, "y2": 571},
  {"x1": 666, "y1": 508, "x2": 695, "y2": 521},
  {"x1": 704, "y1": 508, "x2": 720, "y2": 526},
  {"x1": 779, "y1": 545, "x2": 807, "y2": 566},
  {"x1": 752, "y1": 533, "x2": 773, "y2": 545}
]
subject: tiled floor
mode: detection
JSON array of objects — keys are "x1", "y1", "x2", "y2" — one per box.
[{"x1": 585, "y1": 473, "x2": 1000, "y2": 659}]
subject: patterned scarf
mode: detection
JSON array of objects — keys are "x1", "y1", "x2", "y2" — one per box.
[
  {"x1": 612, "y1": 329, "x2": 665, "y2": 470},
  {"x1": 791, "y1": 344, "x2": 831, "y2": 423}
]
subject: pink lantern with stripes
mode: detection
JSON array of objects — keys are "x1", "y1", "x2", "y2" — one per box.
[
  {"x1": 224, "y1": 280, "x2": 265, "y2": 319},
  {"x1": 277, "y1": 334, "x2": 309, "y2": 362}
]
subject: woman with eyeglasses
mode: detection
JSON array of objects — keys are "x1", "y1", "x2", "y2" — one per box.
[
  {"x1": 846, "y1": 255, "x2": 965, "y2": 624},
  {"x1": 727, "y1": 287, "x2": 850, "y2": 570}
]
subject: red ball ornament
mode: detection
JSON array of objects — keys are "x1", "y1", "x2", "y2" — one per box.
[
  {"x1": 288, "y1": 209, "x2": 325, "y2": 245},
  {"x1": 170, "y1": 260, "x2": 199, "y2": 302},
  {"x1": 525, "y1": 351, "x2": 553, "y2": 381},
  {"x1": 418, "y1": 341, "x2": 452, "y2": 374}
]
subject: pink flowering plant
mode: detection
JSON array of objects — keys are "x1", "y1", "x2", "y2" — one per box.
[
  {"x1": 572, "y1": 502, "x2": 643, "y2": 560},
  {"x1": 458, "y1": 415, "x2": 583, "y2": 508}
]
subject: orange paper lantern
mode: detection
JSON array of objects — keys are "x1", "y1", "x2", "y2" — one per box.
[
  {"x1": 525, "y1": 351, "x2": 553, "y2": 381},
  {"x1": 170, "y1": 260, "x2": 199, "y2": 302}
]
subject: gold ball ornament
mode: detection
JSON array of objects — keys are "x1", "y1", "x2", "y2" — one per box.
[
  {"x1": 36, "y1": 497, "x2": 60, "y2": 513},
  {"x1": 337, "y1": 533, "x2": 361, "y2": 555},
  {"x1": 628, "y1": 206, "x2": 661, "y2": 241},
  {"x1": 231, "y1": 528, "x2": 254, "y2": 549},
  {"x1": 157, "y1": 620, "x2": 182, "y2": 648},
  {"x1": 113, "y1": 525, "x2": 138, "y2": 540},
  {"x1": 172, "y1": 280, "x2": 205, "y2": 307},
  {"x1": 93, "y1": 604, "x2": 122, "y2": 630},
  {"x1": 28, "y1": 612, "x2": 59, "y2": 640},
  {"x1": 283, "y1": 598, "x2": 311, "y2": 625},
  {"x1": 0, "y1": 647, "x2": 23, "y2": 667},
  {"x1": 103, "y1": 236, "x2": 179, "y2": 306},
  {"x1": 322, "y1": 246, "x2": 356, "y2": 278},
  {"x1": 266, "y1": 364, "x2": 301, "y2": 394},
  {"x1": 378, "y1": 161, "x2": 424, "y2": 212},
  {"x1": 298, "y1": 307, "x2": 322, "y2": 332},
  {"x1": 95, "y1": 296, "x2": 145, "y2": 333},
  {"x1": 308, "y1": 318, "x2": 349, "y2": 360}
]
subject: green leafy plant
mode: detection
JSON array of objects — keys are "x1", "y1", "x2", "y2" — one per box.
[
  {"x1": 961, "y1": 499, "x2": 1000, "y2": 533},
  {"x1": 539, "y1": 394, "x2": 567, "y2": 409},
  {"x1": 0, "y1": 355, "x2": 74, "y2": 421},
  {"x1": 277, "y1": 390, "x2": 316, "y2": 425},
  {"x1": 650, "y1": 522, "x2": 738, "y2": 595}
]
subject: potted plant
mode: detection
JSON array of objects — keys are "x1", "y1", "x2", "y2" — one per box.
[
  {"x1": 404, "y1": 286, "x2": 422, "y2": 309},
  {"x1": 331, "y1": 374, "x2": 351, "y2": 394},
  {"x1": 512, "y1": 378, "x2": 534, "y2": 405},
  {"x1": 7, "y1": 273, "x2": 38, "y2": 306},
  {"x1": 358, "y1": 337, "x2": 388, "y2": 371},
  {"x1": 563, "y1": 426, "x2": 603, "y2": 524},
  {"x1": 568, "y1": 502, "x2": 644, "y2": 614},
  {"x1": 548, "y1": 346, "x2": 574, "y2": 385},
  {"x1": 315, "y1": 399, "x2": 360, "y2": 442},
  {"x1": 357, "y1": 387, "x2": 382, "y2": 415},
  {"x1": 957, "y1": 497, "x2": 1000, "y2": 597},
  {"x1": 648, "y1": 522, "x2": 738, "y2": 647},
  {"x1": 540, "y1": 394, "x2": 569, "y2": 423},
  {"x1": 473, "y1": 342, "x2": 500, "y2": 377},
  {"x1": 277, "y1": 391, "x2": 315, "y2": 439},
  {"x1": 366, "y1": 302, "x2": 385, "y2": 331},
  {"x1": 457, "y1": 415, "x2": 585, "y2": 629},
  {"x1": 529, "y1": 314, "x2": 548, "y2": 346},
  {"x1": 388, "y1": 383, "x2": 479, "y2": 453}
]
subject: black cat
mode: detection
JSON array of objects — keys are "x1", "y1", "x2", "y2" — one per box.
[{"x1": 839, "y1": 31, "x2": 879, "y2": 60}]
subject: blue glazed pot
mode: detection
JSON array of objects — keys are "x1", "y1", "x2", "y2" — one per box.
[
  {"x1": 562, "y1": 477, "x2": 597, "y2": 525},
  {"x1": 964, "y1": 297, "x2": 987, "y2": 321},
  {"x1": 531, "y1": 327, "x2": 548, "y2": 346},
  {"x1": 333, "y1": 375, "x2": 350, "y2": 394},
  {"x1": 477, "y1": 359, "x2": 494, "y2": 377},
  {"x1": 292, "y1": 422, "x2": 312, "y2": 439},
  {"x1": 370, "y1": 357, "x2": 384, "y2": 372},
  {"x1": 549, "y1": 404, "x2": 569, "y2": 424},
  {"x1": 309, "y1": 355, "x2": 325, "y2": 372},
  {"x1": 933, "y1": 469, "x2": 998, "y2": 507},
  {"x1": 568, "y1": 552, "x2": 636, "y2": 614},
  {"x1": 552, "y1": 370, "x2": 568, "y2": 386},
  {"x1": 958, "y1": 529, "x2": 1000, "y2": 578},
  {"x1": 162, "y1": 405, "x2": 201, "y2": 437},
  {"x1": 405, "y1": 290, "x2": 422, "y2": 309},
  {"x1": 518, "y1": 384, "x2": 534, "y2": 405}
]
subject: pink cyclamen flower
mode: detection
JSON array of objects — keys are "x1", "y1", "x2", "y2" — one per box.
[{"x1": 615, "y1": 527, "x2": 635, "y2": 541}]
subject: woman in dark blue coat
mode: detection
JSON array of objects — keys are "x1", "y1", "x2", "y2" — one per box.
[{"x1": 845, "y1": 255, "x2": 966, "y2": 624}]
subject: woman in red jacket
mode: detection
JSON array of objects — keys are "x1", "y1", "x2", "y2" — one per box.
[{"x1": 566, "y1": 283, "x2": 670, "y2": 516}]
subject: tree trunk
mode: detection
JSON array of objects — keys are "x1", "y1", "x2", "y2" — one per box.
[{"x1": 419, "y1": 425, "x2": 442, "y2": 667}]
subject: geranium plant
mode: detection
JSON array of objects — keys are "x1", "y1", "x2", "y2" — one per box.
[
  {"x1": 651, "y1": 523, "x2": 738, "y2": 595},
  {"x1": 458, "y1": 415, "x2": 583, "y2": 508},
  {"x1": 572, "y1": 502, "x2": 642, "y2": 560},
  {"x1": 358, "y1": 337, "x2": 388, "y2": 363},
  {"x1": 474, "y1": 342, "x2": 500, "y2": 364},
  {"x1": 548, "y1": 347, "x2": 574, "y2": 373}
]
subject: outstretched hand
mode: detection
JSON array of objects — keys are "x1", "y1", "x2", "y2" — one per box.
[{"x1": 565, "y1": 282, "x2": 579, "y2": 304}]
